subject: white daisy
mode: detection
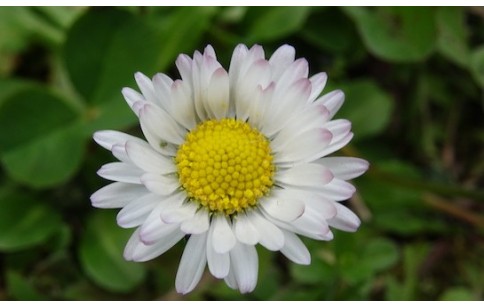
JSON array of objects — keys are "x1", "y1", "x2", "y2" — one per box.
[{"x1": 90, "y1": 44, "x2": 369, "y2": 294}]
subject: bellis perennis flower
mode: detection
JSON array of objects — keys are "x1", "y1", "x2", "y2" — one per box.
[{"x1": 91, "y1": 44, "x2": 369, "y2": 294}]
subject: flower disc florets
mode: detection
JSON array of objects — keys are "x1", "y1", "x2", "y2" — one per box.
[{"x1": 175, "y1": 119, "x2": 274, "y2": 215}]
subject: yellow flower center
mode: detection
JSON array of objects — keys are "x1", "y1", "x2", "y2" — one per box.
[{"x1": 175, "y1": 119, "x2": 274, "y2": 215}]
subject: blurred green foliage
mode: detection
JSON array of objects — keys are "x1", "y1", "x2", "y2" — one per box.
[{"x1": 0, "y1": 7, "x2": 483, "y2": 300}]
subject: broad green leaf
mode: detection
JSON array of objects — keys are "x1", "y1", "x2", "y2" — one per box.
[
  {"x1": 0, "y1": 191, "x2": 62, "y2": 251},
  {"x1": 302, "y1": 8, "x2": 359, "y2": 54},
  {"x1": 79, "y1": 211, "x2": 146, "y2": 293},
  {"x1": 0, "y1": 87, "x2": 85, "y2": 188},
  {"x1": 0, "y1": 79, "x2": 37, "y2": 106},
  {"x1": 338, "y1": 79, "x2": 394, "y2": 140},
  {"x1": 246, "y1": 7, "x2": 310, "y2": 43},
  {"x1": 149, "y1": 7, "x2": 218, "y2": 71},
  {"x1": 6, "y1": 270, "x2": 47, "y2": 300},
  {"x1": 81, "y1": 94, "x2": 139, "y2": 137},
  {"x1": 63, "y1": 8, "x2": 160, "y2": 104},
  {"x1": 0, "y1": 87, "x2": 78, "y2": 153},
  {"x1": 343, "y1": 7, "x2": 436, "y2": 62},
  {"x1": 2, "y1": 124, "x2": 85, "y2": 188},
  {"x1": 470, "y1": 46, "x2": 484, "y2": 87},
  {"x1": 436, "y1": 7, "x2": 470, "y2": 68}
]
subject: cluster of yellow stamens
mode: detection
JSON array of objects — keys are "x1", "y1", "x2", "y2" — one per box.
[{"x1": 175, "y1": 119, "x2": 274, "y2": 215}]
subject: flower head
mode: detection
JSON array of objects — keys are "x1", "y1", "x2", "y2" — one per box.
[{"x1": 91, "y1": 44, "x2": 369, "y2": 294}]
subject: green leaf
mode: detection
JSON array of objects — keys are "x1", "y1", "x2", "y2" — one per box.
[
  {"x1": 2, "y1": 124, "x2": 86, "y2": 188},
  {"x1": 343, "y1": 7, "x2": 436, "y2": 62},
  {"x1": 357, "y1": 160, "x2": 445, "y2": 235},
  {"x1": 6, "y1": 270, "x2": 47, "y2": 300},
  {"x1": 360, "y1": 238, "x2": 399, "y2": 272},
  {"x1": 149, "y1": 7, "x2": 218, "y2": 71},
  {"x1": 63, "y1": 8, "x2": 160, "y2": 104},
  {"x1": 0, "y1": 87, "x2": 85, "y2": 188},
  {"x1": 436, "y1": 7, "x2": 470, "y2": 68},
  {"x1": 301, "y1": 8, "x2": 359, "y2": 54},
  {"x1": 246, "y1": 7, "x2": 310, "y2": 43},
  {"x1": 338, "y1": 79, "x2": 394, "y2": 140},
  {"x1": 386, "y1": 243, "x2": 429, "y2": 300},
  {"x1": 0, "y1": 87, "x2": 78, "y2": 153},
  {"x1": 79, "y1": 211, "x2": 146, "y2": 293},
  {"x1": 0, "y1": 190, "x2": 62, "y2": 251},
  {"x1": 470, "y1": 46, "x2": 484, "y2": 87},
  {"x1": 440, "y1": 287, "x2": 476, "y2": 301}
]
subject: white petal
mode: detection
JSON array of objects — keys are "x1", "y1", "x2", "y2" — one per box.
[
  {"x1": 318, "y1": 132, "x2": 354, "y2": 158},
  {"x1": 180, "y1": 208, "x2": 210, "y2": 234},
  {"x1": 269, "y1": 44, "x2": 296, "y2": 79},
  {"x1": 280, "y1": 230, "x2": 311, "y2": 265},
  {"x1": 97, "y1": 162, "x2": 143, "y2": 184},
  {"x1": 139, "y1": 104, "x2": 185, "y2": 146},
  {"x1": 274, "y1": 58, "x2": 309, "y2": 92},
  {"x1": 248, "y1": 211, "x2": 284, "y2": 251},
  {"x1": 175, "y1": 232, "x2": 208, "y2": 294},
  {"x1": 117, "y1": 193, "x2": 162, "y2": 228},
  {"x1": 271, "y1": 103, "x2": 330, "y2": 148},
  {"x1": 235, "y1": 59, "x2": 271, "y2": 122},
  {"x1": 290, "y1": 212, "x2": 331, "y2": 240},
  {"x1": 273, "y1": 128, "x2": 333, "y2": 164},
  {"x1": 316, "y1": 157, "x2": 369, "y2": 180},
  {"x1": 170, "y1": 80, "x2": 196, "y2": 130},
  {"x1": 308, "y1": 72, "x2": 328, "y2": 103},
  {"x1": 259, "y1": 194, "x2": 305, "y2": 222},
  {"x1": 229, "y1": 242, "x2": 258, "y2": 294},
  {"x1": 276, "y1": 163, "x2": 334, "y2": 190},
  {"x1": 228, "y1": 44, "x2": 249, "y2": 82},
  {"x1": 161, "y1": 203, "x2": 197, "y2": 224},
  {"x1": 125, "y1": 140, "x2": 176, "y2": 174},
  {"x1": 122, "y1": 87, "x2": 144, "y2": 113},
  {"x1": 317, "y1": 89, "x2": 344, "y2": 119},
  {"x1": 211, "y1": 215, "x2": 236, "y2": 254},
  {"x1": 111, "y1": 144, "x2": 130, "y2": 163},
  {"x1": 248, "y1": 82, "x2": 274, "y2": 130},
  {"x1": 234, "y1": 212, "x2": 259, "y2": 245},
  {"x1": 130, "y1": 100, "x2": 149, "y2": 117},
  {"x1": 290, "y1": 190, "x2": 337, "y2": 220},
  {"x1": 90, "y1": 182, "x2": 147, "y2": 208},
  {"x1": 124, "y1": 228, "x2": 185, "y2": 262},
  {"x1": 93, "y1": 130, "x2": 140, "y2": 151},
  {"x1": 262, "y1": 78, "x2": 311, "y2": 137},
  {"x1": 175, "y1": 54, "x2": 193, "y2": 82},
  {"x1": 135, "y1": 72, "x2": 158, "y2": 104},
  {"x1": 205, "y1": 68, "x2": 229, "y2": 120},
  {"x1": 207, "y1": 222, "x2": 230, "y2": 278},
  {"x1": 224, "y1": 269, "x2": 238, "y2": 290},
  {"x1": 140, "y1": 219, "x2": 179, "y2": 246},
  {"x1": 152, "y1": 73, "x2": 173, "y2": 111},
  {"x1": 324, "y1": 119, "x2": 351, "y2": 139},
  {"x1": 123, "y1": 228, "x2": 141, "y2": 261},
  {"x1": 194, "y1": 52, "x2": 223, "y2": 119},
  {"x1": 140, "y1": 173, "x2": 180, "y2": 196},
  {"x1": 327, "y1": 202, "x2": 361, "y2": 232},
  {"x1": 138, "y1": 192, "x2": 185, "y2": 244},
  {"x1": 318, "y1": 178, "x2": 356, "y2": 201}
]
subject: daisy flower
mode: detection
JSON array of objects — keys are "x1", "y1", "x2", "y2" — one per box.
[{"x1": 91, "y1": 44, "x2": 369, "y2": 294}]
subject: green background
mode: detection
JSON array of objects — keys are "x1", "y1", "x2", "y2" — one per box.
[{"x1": 0, "y1": 7, "x2": 483, "y2": 300}]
